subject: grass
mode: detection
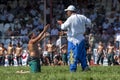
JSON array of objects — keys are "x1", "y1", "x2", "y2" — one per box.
[{"x1": 0, "y1": 65, "x2": 120, "y2": 80}]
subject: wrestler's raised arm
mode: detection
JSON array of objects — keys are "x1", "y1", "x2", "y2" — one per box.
[{"x1": 29, "y1": 24, "x2": 50, "y2": 43}]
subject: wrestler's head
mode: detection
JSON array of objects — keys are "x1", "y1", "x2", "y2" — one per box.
[{"x1": 28, "y1": 32, "x2": 36, "y2": 39}]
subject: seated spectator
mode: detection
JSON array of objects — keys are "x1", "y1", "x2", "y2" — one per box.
[
  {"x1": 37, "y1": 21, "x2": 44, "y2": 32},
  {"x1": 50, "y1": 25, "x2": 59, "y2": 36},
  {"x1": 50, "y1": 25, "x2": 59, "y2": 43},
  {"x1": 101, "y1": 31, "x2": 110, "y2": 44},
  {"x1": 106, "y1": 13, "x2": 116, "y2": 24},
  {"x1": 7, "y1": 12, "x2": 14, "y2": 23},
  {"x1": 0, "y1": 31, "x2": 2, "y2": 38},
  {"x1": 102, "y1": 19, "x2": 111, "y2": 31},
  {"x1": 5, "y1": 27, "x2": 13, "y2": 36},
  {"x1": 53, "y1": 51, "x2": 63, "y2": 66},
  {"x1": 33, "y1": 16, "x2": 40, "y2": 27},
  {"x1": 4, "y1": 23, "x2": 11, "y2": 33},
  {"x1": 26, "y1": 20, "x2": 33, "y2": 31},
  {"x1": 20, "y1": 26, "x2": 28, "y2": 36}
]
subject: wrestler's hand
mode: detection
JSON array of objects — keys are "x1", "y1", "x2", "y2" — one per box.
[
  {"x1": 43, "y1": 24, "x2": 50, "y2": 32},
  {"x1": 57, "y1": 20, "x2": 63, "y2": 25},
  {"x1": 45, "y1": 32, "x2": 50, "y2": 37}
]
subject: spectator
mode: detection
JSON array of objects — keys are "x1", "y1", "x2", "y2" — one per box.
[
  {"x1": 26, "y1": 20, "x2": 33, "y2": 31},
  {"x1": 33, "y1": 16, "x2": 40, "y2": 27},
  {"x1": 20, "y1": 26, "x2": 28, "y2": 36},
  {"x1": 5, "y1": 27, "x2": 13, "y2": 36},
  {"x1": 101, "y1": 31, "x2": 110, "y2": 44},
  {"x1": 7, "y1": 12, "x2": 14, "y2": 23},
  {"x1": 102, "y1": 19, "x2": 111, "y2": 31},
  {"x1": 50, "y1": 25, "x2": 59, "y2": 40}
]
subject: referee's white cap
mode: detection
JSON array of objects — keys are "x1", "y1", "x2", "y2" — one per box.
[{"x1": 64, "y1": 5, "x2": 76, "y2": 11}]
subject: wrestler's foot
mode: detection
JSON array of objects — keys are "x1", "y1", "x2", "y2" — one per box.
[
  {"x1": 16, "y1": 70, "x2": 30, "y2": 73},
  {"x1": 82, "y1": 66, "x2": 91, "y2": 72}
]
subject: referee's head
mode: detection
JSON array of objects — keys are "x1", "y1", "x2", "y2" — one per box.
[{"x1": 64, "y1": 5, "x2": 76, "y2": 17}]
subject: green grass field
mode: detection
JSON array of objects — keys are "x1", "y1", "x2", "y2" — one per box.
[{"x1": 0, "y1": 65, "x2": 120, "y2": 80}]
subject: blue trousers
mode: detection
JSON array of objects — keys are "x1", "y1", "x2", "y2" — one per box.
[{"x1": 68, "y1": 40, "x2": 88, "y2": 72}]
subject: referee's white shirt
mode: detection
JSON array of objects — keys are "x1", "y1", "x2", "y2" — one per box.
[{"x1": 61, "y1": 14, "x2": 91, "y2": 45}]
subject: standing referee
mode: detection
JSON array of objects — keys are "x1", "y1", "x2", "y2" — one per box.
[{"x1": 58, "y1": 5, "x2": 91, "y2": 72}]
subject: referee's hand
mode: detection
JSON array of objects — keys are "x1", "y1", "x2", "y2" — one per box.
[
  {"x1": 59, "y1": 31, "x2": 66, "y2": 36},
  {"x1": 57, "y1": 20, "x2": 63, "y2": 25}
]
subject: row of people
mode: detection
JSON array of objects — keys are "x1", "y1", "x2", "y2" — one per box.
[
  {"x1": 0, "y1": 42, "x2": 28, "y2": 66},
  {"x1": 0, "y1": 39, "x2": 120, "y2": 67},
  {"x1": 87, "y1": 41, "x2": 120, "y2": 66}
]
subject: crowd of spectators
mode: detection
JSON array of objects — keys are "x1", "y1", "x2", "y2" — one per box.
[{"x1": 0, "y1": 0, "x2": 120, "y2": 66}]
